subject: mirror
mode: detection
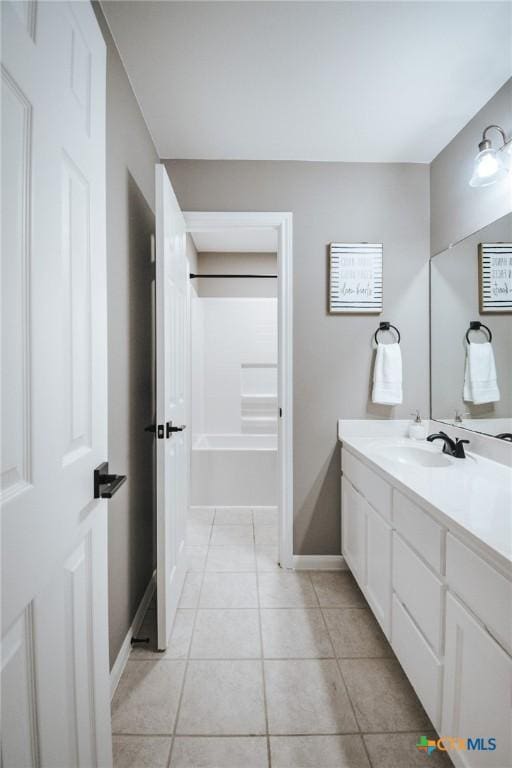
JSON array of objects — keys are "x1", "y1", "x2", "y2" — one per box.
[{"x1": 430, "y1": 212, "x2": 512, "y2": 440}]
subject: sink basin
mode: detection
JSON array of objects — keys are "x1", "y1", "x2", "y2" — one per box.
[{"x1": 374, "y1": 445, "x2": 452, "y2": 468}]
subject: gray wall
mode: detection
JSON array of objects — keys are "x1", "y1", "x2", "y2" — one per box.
[
  {"x1": 165, "y1": 160, "x2": 430, "y2": 555},
  {"x1": 196, "y1": 252, "x2": 277, "y2": 297},
  {"x1": 94, "y1": 4, "x2": 158, "y2": 666},
  {"x1": 431, "y1": 78, "x2": 512, "y2": 256},
  {"x1": 431, "y1": 213, "x2": 512, "y2": 422}
]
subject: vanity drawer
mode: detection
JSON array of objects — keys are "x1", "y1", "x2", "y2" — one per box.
[
  {"x1": 446, "y1": 534, "x2": 512, "y2": 653},
  {"x1": 393, "y1": 490, "x2": 444, "y2": 574},
  {"x1": 392, "y1": 594, "x2": 442, "y2": 729},
  {"x1": 342, "y1": 449, "x2": 392, "y2": 522},
  {"x1": 393, "y1": 533, "x2": 444, "y2": 654}
]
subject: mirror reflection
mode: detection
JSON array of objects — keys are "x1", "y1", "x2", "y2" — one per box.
[{"x1": 430, "y1": 213, "x2": 512, "y2": 440}]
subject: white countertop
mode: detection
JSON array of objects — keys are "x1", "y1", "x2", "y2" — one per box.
[{"x1": 338, "y1": 420, "x2": 512, "y2": 571}]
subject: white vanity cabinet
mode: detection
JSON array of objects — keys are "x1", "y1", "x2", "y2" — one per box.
[
  {"x1": 341, "y1": 444, "x2": 512, "y2": 764},
  {"x1": 341, "y1": 474, "x2": 393, "y2": 635},
  {"x1": 341, "y1": 452, "x2": 393, "y2": 637},
  {"x1": 392, "y1": 532, "x2": 444, "y2": 654},
  {"x1": 391, "y1": 593, "x2": 443, "y2": 727},
  {"x1": 442, "y1": 592, "x2": 512, "y2": 768},
  {"x1": 442, "y1": 536, "x2": 512, "y2": 768},
  {"x1": 445, "y1": 534, "x2": 512, "y2": 655},
  {"x1": 366, "y1": 503, "x2": 392, "y2": 634},
  {"x1": 341, "y1": 477, "x2": 367, "y2": 584}
]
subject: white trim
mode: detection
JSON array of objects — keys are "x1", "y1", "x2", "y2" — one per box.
[
  {"x1": 110, "y1": 570, "x2": 156, "y2": 699},
  {"x1": 293, "y1": 555, "x2": 348, "y2": 571},
  {"x1": 183, "y1": 211, "x2": 294, "y2": 570}
]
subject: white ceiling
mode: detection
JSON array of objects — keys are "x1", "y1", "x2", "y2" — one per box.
[
  {"x1": 102, "y1": 1, "x2": 512, "y2": 163},
  {"x1": 190, "y1": 227, "x2": 278, "y2": 252}
]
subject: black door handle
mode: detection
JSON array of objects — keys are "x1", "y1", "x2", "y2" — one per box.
[
  {"x1": 94, "y1": 462, "x2": 127, "y2": 499},
  {"x1": 166, "y1": 421, "x2": 186, "y2": 438},
  {"x1": 144, "y1": 424, "x2": 156, "y2": 433}
]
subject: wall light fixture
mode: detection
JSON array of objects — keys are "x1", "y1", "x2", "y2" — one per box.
[{"x1": 469, "y1": 124, "x2": 511, "y2": 188}]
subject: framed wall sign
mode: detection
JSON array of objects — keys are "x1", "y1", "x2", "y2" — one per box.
[
  {"x1": 478, "y1": 242, "x2": 512, "y2": 314},
  {"x1": 329, "y1": 243, "x2": 383, "y2": 314}
]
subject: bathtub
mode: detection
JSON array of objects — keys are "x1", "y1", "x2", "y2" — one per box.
[{"x1": 191, "y1": 433, "x2": 278, "y2": 507}]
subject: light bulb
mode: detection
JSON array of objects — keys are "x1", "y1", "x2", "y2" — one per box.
[
  {"x1": 477, "y1": 149, "x2": 498, "y2": 174},
  {"x1": 469, "y1": 147, "x2": 507, "y2": 187},
  {"x1": 469, "y1": 132, "x2": 509, "y2": 188}
]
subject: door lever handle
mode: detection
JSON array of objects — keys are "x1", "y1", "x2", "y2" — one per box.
[
  {"x1": 166, "y1": 421, "x2": 186, "y2": 438},
  {"x1": 144, "y1": 424, "x2": 156, "y2": 433},
  {"x1": 94, "y1": 461, "x2": 127, "y2": 499}
]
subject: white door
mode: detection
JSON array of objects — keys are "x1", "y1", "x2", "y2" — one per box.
[
  {"x1": 442, "y1": 592, "x2": 512, "y2": 768},
  {"x1": 341, "y1": 478, "x2": 367, "y2": 584},
  {"x1": 1, "y1": 2, "x2": 112, "y2": 766},
  {"x1": 155, "y1": 164, "x2": 189, "y2": 650},
  {"x1": 365, "y1": 505, "x2": 392, "y2": 637}
]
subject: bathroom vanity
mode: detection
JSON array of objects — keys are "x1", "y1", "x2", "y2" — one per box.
[{"x1": 338, "y1": 420, "x2": 512, "y2": 768}]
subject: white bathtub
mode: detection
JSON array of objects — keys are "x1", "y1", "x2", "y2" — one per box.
[{"x1": 191, "y1": 433, "x2": 278, "y2": 506}]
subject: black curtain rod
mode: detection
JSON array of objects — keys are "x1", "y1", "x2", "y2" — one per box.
[{"x1": 189, "y1": 273, "x2": 277, "y2": 279}]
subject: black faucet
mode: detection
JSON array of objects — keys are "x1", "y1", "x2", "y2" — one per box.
[
  {"x1": 426, "y1": 431, "x2": 470, "y2": 458},
  {"x1": 496, "y1": 433, "x2": 512, "y2": 442}
]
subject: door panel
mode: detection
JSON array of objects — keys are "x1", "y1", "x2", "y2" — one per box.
[
  {"x1": 155, "y1": 165, "x2": 189, "y2": 650},
  {"x1": 366, "y1": 504, "x2": 392, "y2": 637},
  {"x1": 61, "y1": 154, "x2": 93, "y2": 465},
  {"x1": 1, "y1": 67, "x2": 32, "y2": 500},
  {"x1": 1, "y1": 611, "x2": 39, "y2": 768},
  {"x1": 442, "y1": 592, "x2": 512, "y2": 768},
  {"x1": 341, "y1": 477, "x2": 366, "y2": 583},
  {"x1": 1, "y1": 2, "x2": 111, "y2": 765}
]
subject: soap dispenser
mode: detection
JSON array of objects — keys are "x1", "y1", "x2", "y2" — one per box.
[{"x1": 409, "y1": 410, "x2": 427, "y2": 440}]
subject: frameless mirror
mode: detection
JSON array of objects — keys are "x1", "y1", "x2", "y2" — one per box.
[{"x1": 430, "y1": 212, "x2": 512, "y2": 440}]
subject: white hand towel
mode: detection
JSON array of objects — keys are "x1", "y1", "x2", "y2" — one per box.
[
  {"x1": 372, "y1": 342, "x2": 403, "y2": 405},
  {"x1": 463, "y1": 342, "x2": 500, "y2": 405}
]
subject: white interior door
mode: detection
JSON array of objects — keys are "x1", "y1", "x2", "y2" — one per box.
[
  {"x1": 1, "y1": 2, "x2": 112, "y2": 766},
  {"x1": 155, "y1": 164, "x2": 189, "y2": 650}
]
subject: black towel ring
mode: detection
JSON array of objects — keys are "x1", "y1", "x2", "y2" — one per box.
[
  {"x1": 374, "y1": 321, "x2": 401, "y2": 345},
  {"x1": 465, "y1": 321, "x2": 492, "y2": 344}
]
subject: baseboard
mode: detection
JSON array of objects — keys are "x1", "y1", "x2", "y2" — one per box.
[
  {"x1": 292, "y1": 555, "x2": 347, "y2": 571},
  {"x1": 110, "y1": 570, "x2": 156, "y2": 699}
]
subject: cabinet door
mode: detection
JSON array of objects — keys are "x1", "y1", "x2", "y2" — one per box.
[
  {"x1": 366, "y1": 505, "x2": 392, "y2": 637},
  {"x1": 341, "y1": 477, "x2": 366, "y2": 584},
  {"x1": 442, "y1": 592, "x2": 512, "y2": 768}
]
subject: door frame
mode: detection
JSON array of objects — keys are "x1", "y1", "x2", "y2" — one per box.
[{"x1": 183, "y1": 211, "x2": 294, "y2": 569}]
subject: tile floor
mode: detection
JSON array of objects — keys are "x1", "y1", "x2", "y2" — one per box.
[{"x1": 112, "y1": 506, "x2": 451, "y2": 768}]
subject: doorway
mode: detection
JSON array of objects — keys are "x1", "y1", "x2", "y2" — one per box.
[
  {"x1": 150, "y1": 179, "x2": 294, "y2": 653},
  {"x1": 184, "y1": 212, "x2": 293, "y2": 570},
  {"x1": 151, "y1": 170, "x2": 293, "y2": 655}
]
